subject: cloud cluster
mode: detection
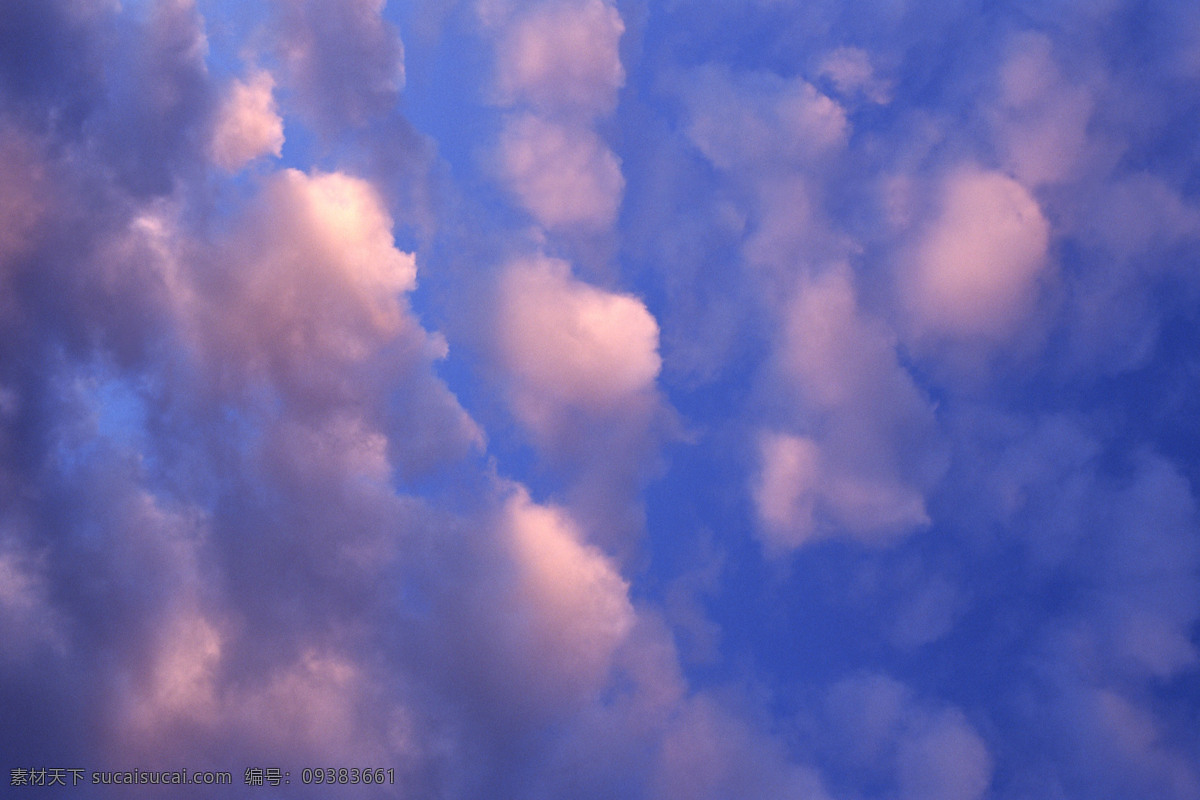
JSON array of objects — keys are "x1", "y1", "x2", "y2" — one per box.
[
  {"x1": 484, "y1": 0, "x2": 626, "y2": 231},
  {"x1": 3, "y1": 1, "x2": 1199, "y2": 798}
]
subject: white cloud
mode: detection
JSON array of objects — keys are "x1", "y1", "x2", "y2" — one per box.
[
  {"x1": 902, "y1": 166, "x2": 1051, "y2": 342},
  {"x1": 496, "y1": 254, "x2": 660, "y2": 422},
  {"x1": 755, "y1": 267, "x2": 942, "y2": 551},
  {"x1": 502, "y1": 488, "x2": 635, "y2": 692},
  {"x1": 208, "y1": 169, "x2": 418, "y2": 376},
  {"x1": 496, "y1": 113, "x2": 624, "y2": 229},
  {"x1": 209, "y1": 70, "x2": 284, "y2": 171},
  {"x1": 492, "y1": 0, "x2": 625, "y2": 118}
]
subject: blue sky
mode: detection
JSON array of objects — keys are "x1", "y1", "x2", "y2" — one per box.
[{"x1": 2, "y1": 1, "x2": 1199, "y2": 798}]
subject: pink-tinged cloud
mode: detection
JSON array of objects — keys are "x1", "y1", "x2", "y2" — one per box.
[
  {"x1": 502, "y1": 488, "x2": 635, "y2": 695},
  {"x1": 896, "y1": 707, "x2": 993, "y2": 800},
  {"x1": 0, "y1": 526, "x2": 66, "y2": 660},
  {"x1": 495, "y1": 113, "x2": 624, "y2": 230},
  {"x1": 679, "y1": 64, "x2": 847, "y2": 172},
  {"x1": 755, "y1": 267, "x2": 942, "y2": 550},
  {"x1": 4, "y1": 1, "x2": 1200, "y2": 797},
  {"x1": 991, "y1": 33, "x2": 1095, "y2": 187},
  {"x1": 207, "y1": 168, "x2": 418, "y2": 375},
  {"x1": 902, "y1": 166, "x2": 1051, "y2": 342},
  {"x1": 490, "y1": 0, "x2": 625, "y2": 118},
  {"x1": 1042, "y1": 684, "x2": 1200, "y2": 799},
  {"x1": 495, "y1": 254, "x2": 660, "y2": 423},
  {"x1": 755, "y1": 431, "x2": 930, "y2": 551},
  {"x1": 1084, "y1": 172, "x2": 1200, "y2": 258},
  {"x1": 209, "y1": 70, "x2": 284, "y2": 171},
  {"x1": 819, "y1": 46, "x2": 893, "y2": 105},
  {"x1": 0, "y1": 128, "x2": 49, "y2": 269},
  {"x1": 490, "y1": 254, "x2": 665, "y2": 559}
]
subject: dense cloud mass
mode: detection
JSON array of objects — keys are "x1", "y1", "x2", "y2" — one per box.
[{"x1": 1, "y1": 0, "x2": 1199, "y2": 798}]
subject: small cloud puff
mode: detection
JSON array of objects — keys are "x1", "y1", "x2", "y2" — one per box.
[
  {"x1": 754, "y1": 267, "x2": 942, "y2": 551},
  {"x1": 755, "y1": 431, "x2": 930, "y2": 551},
  {"x1": 209, "y1": 70, "x2": 284, "y2": 172},
  {"x1": 901, "y1": 166, "x2": 1051, "y2": 342},
  {"x1": 491, "y1": 0, "x2": 625, "y2": 119},
  {"x1": 819, "y1": 46, "x2": 893, "y2": 104},
  {"x1": 819, "y1": 673, "x2": 993, "y2": 800},
  {"x1": 496, "y1": 113, "x2": 624, "y2": 229},
  {"x1": 495, "y1": 254, "x2": 660, "y2": 425},
  {"x1": 679, "y1": 64, "x2": 847, "y2": 173}
]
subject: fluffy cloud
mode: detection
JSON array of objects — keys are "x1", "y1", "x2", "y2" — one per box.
[
  {"x1": 755, "y1": 267, "x2": 942, "y2": 550},
  {"x1": 209, "y1": 70, "x2": 284, "y2": 171},
  {"x1": 901, "y1": 166, "x2": 1051, "y2": 342},
  {"x1": 484, "y1": 0, "x2": 627, "y2": 233},
  {"x1": 495, "y1": 254, "x2": 660, "y2": 419},
  {"x1": 490, "y1": 254, "x2": 663, "y2": 554},
  {"x1": 500, "y1": 488, "x2": 635, "y2": 700},
  {"x1": 490, "y1": 0, "x2": 625, "y2": 118},
  {"x1": 819, "y1": 46, "x2": 892, "y2": 104},
  {"x1": 990, "y1": 32, "x2": 1096, "y2": 188},
  {"x1": 0, "y1": 526, "x2": 65, "y2": 660},
  {"x1": 651, "y1": 695, "x2": 832, "y2": 800},
  {"x1": 679, "y1": 64, "x2": 848, "y2": 173},
  {"x1": 755, "y1": 431, "x2": 930, "y2": 550},
  {"x1": 495, "y1": 113, "x2": 624, "y2": 230},
  {"x1": 0, "y1": 128, "x2": 49, "y2": 333},
  {"x1": 4, "y1": 1, "x2": 1200, "y2": 798}
]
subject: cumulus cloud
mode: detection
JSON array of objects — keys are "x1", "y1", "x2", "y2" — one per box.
[
  {"x1": 483, "y1": 0, "x2": 627, "y2": 235},
  {"x1": 990, "y1": 32, "x2": 1096, "y2": 187},
  {"x1": 0, "y1": 128, "x2": 49, "y2": 325},
  {"x1": 209, "y1": 70, "x2": 284, "y2": 171},
  {"x1": 819, "y1": 46, "x2": 893, "y2": 104},
  {"x1": 500, "y1": 488, "x2": 635, "y2": 700},
  {"x1": 489, "y1": 254, "x2": 663, "y2": 554},
  {"x1": 495, "y1": 113, "x2": 624, "y2": 230},
  {"x1": 755, "y1": 431, "x2": 931, "y2": 550},
  {"x1": 490, "y1": 0, "x2": 625, "y2": 118},
  {"x1": 678, "y1": 64, "x2": 848, "y2": 173},
  {"x1": 4, "y1": 1, "x2": 1200, "y2": 798},
  {"x1": 901, "y1": 166, "x2": 1051, "y2": 342},
  {"x1": 754, "y1": 266, "x2": 942, "y2": 550},
  {"x1": 495, "y1": 254, "x2": 659, "y2": 417},
  {"x1": 0, "y1": 527, "x2": 66, "y2": 659},
  {"x1": 651, "y1": 695, "x2": 833, "y2": 800}
]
